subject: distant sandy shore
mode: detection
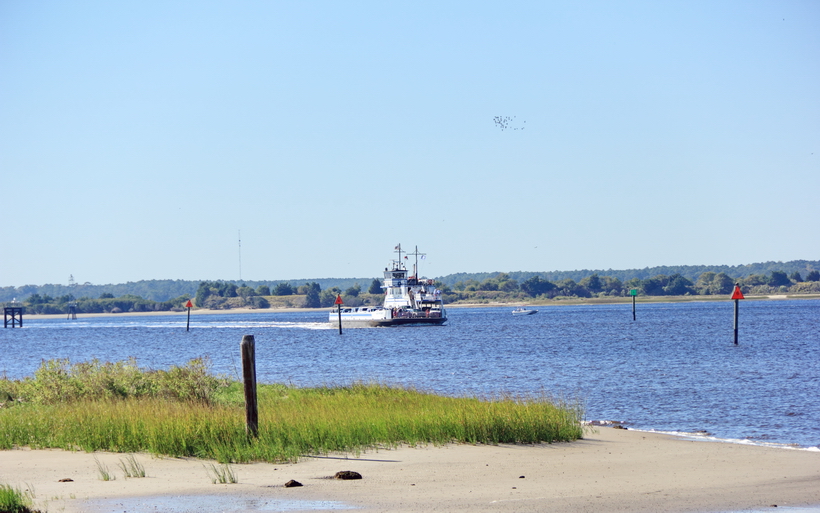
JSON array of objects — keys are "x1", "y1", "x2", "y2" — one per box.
[
  {"x1": 21, "y1": 307, "x2": 322, "y2": 321},
  {"x1": 3, "y1": 428, "x2": 818, "y2": 513}
]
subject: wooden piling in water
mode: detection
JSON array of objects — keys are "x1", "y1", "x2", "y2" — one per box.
[{"x1": 240, "y1": 335, "x2": 258, "y2": 437}]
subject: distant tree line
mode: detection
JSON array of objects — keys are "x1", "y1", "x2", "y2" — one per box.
[
  {"x1": 3, "y1": 260, "x2": 818, "y2": 306},
  {"x1": 10, "y1": 269, "x2": 819, "y2": 314},
  {"x1": 192, "y1": 280, "x2": 376, "y2": 309},
  {"x1": 1, "y1": 279, "x2": 197, "y2": 304},
  {"x1": 442, "y1": 269, "x2": 820, "y2": 302},
  {"x1": 260, "y1": 280, "x2": 380, "y2": 309},
  {"x1": 194, "y1": 281, "x2": 271, "y2": 309},
  {"x1": 0, "y1": 277, "x2": 382, "y2": 303},
  {"x1": 437, "y1": 260, "x2": 820, "y2": 288},
  {"x1": 20, "y1": 292, "x2": 192, "y2": 315}
]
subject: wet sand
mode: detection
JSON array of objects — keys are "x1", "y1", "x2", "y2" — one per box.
[{"x1": 2, "y1": 428, "x2": 819, "y2": 512}]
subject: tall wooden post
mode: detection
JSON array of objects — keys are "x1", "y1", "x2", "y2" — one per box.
[
  {"x1": 629, "y1": 289, "x2": 637, "y2": 321},
  {"x1": 731, "y1": 284, "x2": 744, "y2": 346},
  {"x1": 241, "y1": 335, "x2": 258, "y2": 437}
]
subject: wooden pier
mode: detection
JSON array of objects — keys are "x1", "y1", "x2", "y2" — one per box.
[{"x1": 3, "y1": 304, "x2": 23, "y2": 328}]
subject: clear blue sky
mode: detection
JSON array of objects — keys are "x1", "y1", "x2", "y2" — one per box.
[{"x1": 1, "y1": 1, "x2": 818, "y2": 287}]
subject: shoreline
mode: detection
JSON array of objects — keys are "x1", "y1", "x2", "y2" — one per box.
[
  {"x1": 18, "y1": 294, "x2": 820, "y2": 320},
  {"x1": 3, "y1": 428, "x2": 818, "y2": 513},
  {"x1": 18, "y1": 306, "x2": 324, "y2": 320}
]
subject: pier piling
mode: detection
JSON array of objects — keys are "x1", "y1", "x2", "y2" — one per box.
[{"x1": 241, "y1": 335, "x2": 258, "y2": 437}]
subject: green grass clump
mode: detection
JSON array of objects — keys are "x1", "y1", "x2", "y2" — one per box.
[
  {"x1": 93, "y1": 457, "x2": 115, "y2": 481},
  {"x1": 205, "y1": 463, "x2": 237, "y2": 484},
  {"x1": 118, "y1": 454, "x2": 146, "y2": 478},
  {"x1": 0, "y1": 484, "x2": 39, "y2": 513},
  {"x1": 0, "y1": 357, "x2": 224, "y2": 405},
  {"x1": 0, "y1": 358, "x2": 584, "y2": 464}
]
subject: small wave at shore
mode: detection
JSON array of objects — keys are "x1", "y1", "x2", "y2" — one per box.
[
  {"x1": 585, "y1": 420, "x2": 819, "y2": 451},
  {"x1": 638, "y1": 428, "x2": 820, "y2": 452}
]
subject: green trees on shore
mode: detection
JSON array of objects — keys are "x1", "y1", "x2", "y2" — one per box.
[
  {"x1": 21, "y1": 293, "x2": 192, "y2": 315},
  {"x1": 194, "y1": 281, "x2": 270, "y2": 309},
  {"x1": 4, "y1": 260, "x2": 819, "y2": 312},
  {"x1": 303, "y1": 282, "x2": 321, "y2": 308},
  {"x1": 444, "y1": 268, "x2": 820, "y2": 302}
]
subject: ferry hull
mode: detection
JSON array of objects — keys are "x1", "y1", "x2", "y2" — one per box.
[
  {"x1": 372, "y1": 317, "x2": 446, "y2": 327},
  {"x1": 330, "y1": 316, "x2": 447, "y2": 328}
]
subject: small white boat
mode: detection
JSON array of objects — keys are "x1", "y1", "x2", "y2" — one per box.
[{"x1": 512, "y1": 307, "x2": 537, "y2": 316}]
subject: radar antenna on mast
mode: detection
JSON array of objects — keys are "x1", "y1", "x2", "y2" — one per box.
[
  {"x1": 406, "y1": 246, "x2": 427, "y2": 280},
  {"x1": 393, "y1": 244, "x2": 404, "y2": 269}
]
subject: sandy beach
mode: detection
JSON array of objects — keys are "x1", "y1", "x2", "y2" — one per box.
[{"x1": 2, "y1": 428, "x2": 818, "y2": 513}]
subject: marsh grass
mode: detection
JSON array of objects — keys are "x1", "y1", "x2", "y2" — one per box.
[
  {"x1": 117, "y1": 454, "x2": 146, "y2": 478},
  {"x1": 94, "y1": 457, "x2": 115, "y2": 481},
  {"x1": 204, "y1": 463, "x2": 238, "y2": 484},
  {"x1": 0, "y1": 357, "x2": 224, "y2": 405},
  {"x1": 0, "y1": 483, "x2": 39, "y2": 513},
  {"x1": 0, "y1": 358, "x2": 585, "y2": 464}
]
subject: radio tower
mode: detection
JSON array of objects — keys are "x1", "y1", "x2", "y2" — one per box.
[{"x1": 238, "y1": 230, "x2": 242, "y2": 281}]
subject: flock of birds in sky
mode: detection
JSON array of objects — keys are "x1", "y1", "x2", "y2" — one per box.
[{"x1": 493, "y1": 115, "x2": 526, "y2": 131}]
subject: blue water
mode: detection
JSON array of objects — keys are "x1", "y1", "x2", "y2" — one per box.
[{"x1": 2, "y1": 299, "x2": 818, "y2": 449}]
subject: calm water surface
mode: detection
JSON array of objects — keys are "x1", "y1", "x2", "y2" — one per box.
[{"x1": 2, "y1": 299, "x2": 818, "y2": 449}]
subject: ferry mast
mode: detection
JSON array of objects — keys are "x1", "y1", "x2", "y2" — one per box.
[
  {"x1": 406, "y1": 245, "x2": 426, "y2": 282},
  {"x1": 393, "y1": 244, "x2": 404, "y2": 268},
  {"x1": 392, "y1": 244, "x2": 427, "y2": 280}
]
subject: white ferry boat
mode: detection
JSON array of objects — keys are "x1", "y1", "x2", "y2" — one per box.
[{"x1": 329, "y1": 245, "x2": 447, "y2": 328}]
